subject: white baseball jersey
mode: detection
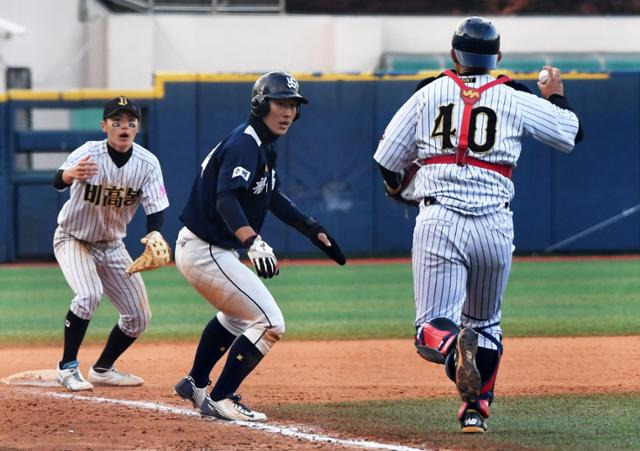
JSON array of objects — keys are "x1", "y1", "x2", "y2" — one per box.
[
  {"x1": 374, "y1": 74, "x2": 580, "y2": 215},
  {"x1": 375, "y1": 73, "x2": 581, "y2": 351},
  {"x1": 54, "y1": 139, "x2": 168, "y2": 333},
  {"x1": 56, "y1": 140, "x2": 169, "y2": 241}
]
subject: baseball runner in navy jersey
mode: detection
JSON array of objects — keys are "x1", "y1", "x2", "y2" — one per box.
[
  {"x1": 173, "y1": 71, "x2": 346, "y2": 422},
  {"x1": 53, "y1": 96, "x2": 170, "y2": 391},
  {"x1": 374, "y1": 17, "x2": 583, "y2": 433}
]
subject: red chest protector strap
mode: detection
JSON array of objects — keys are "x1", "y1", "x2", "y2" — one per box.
[{"x1": 443, "y1": 70, "x2": 511, "y2": 166}]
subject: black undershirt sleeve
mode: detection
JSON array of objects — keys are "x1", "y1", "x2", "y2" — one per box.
[
  {"x1": 53, "y1": 169, "x2": 71, "y2": 190},
  {"x1": 269, "y1": 189, "x2": 307, "y2": 228},
  {"x1": 378, "y1": 164, "x2": 402, "y2": 190},
  {"x1": 217, "y1": 190, "x2": 250, "y2": 233},
  {"x1": 548, "y1": 94, "x2": 573, "y2": 111},
  {"x1": 415, "y1": 72, "x2": 446, "y2": 92},
  {"x1": 146, "y1": 210, "x2": 164, "y2": 233},
  {"x1": 503, "y1": 78, "x2": 532, "y2": 93}
]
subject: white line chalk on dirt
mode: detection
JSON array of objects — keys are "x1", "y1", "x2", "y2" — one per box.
[{"x1": 44, "y1": 391, "x2": 429, "y2": 451}]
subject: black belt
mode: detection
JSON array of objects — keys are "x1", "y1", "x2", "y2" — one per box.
[
  {"x1": 421, "y1": 197, "x2": 509, "y2": 208},
  {"x1": 422, "y1": 196, "x2": 438, "y2": 206}
]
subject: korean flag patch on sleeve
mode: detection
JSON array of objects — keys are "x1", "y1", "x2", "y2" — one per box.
[{"x1": 232, "y1": 166, "x2": 251, "y2": 181}]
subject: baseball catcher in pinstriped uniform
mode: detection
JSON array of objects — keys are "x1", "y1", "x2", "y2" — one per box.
[{"x1": 374, "y1": 17, "x2": 583, "y2": 433}]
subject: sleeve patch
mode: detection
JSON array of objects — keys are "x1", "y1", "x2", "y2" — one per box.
[{"x1": 232, "y1": 166, "x2": 251, "y2": 181}]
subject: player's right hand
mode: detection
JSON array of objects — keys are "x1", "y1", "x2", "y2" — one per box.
[
  {"x1": 67, "y1": 155, "x2": 99, "y2": 182},
  {"x1": 537, "y1": 65, "x2": 564, "y2": 99},
  {"x1": 247, "y1": 235, "x2": 279, "y2": 279}
]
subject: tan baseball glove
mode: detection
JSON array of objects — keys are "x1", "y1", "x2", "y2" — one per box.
[{"x1": 126, "y1": 231, "x2": 172, "y2": 275}]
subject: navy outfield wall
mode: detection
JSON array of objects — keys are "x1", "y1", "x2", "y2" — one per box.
[
  {"x1": 0, "y1": 72, "x2": 638, "y2": 262},
  {"x1": 0, "y1": 96, "x2": 9, "y2": 261}
]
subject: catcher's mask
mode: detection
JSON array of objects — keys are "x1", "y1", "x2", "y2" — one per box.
[
  {"x1": 250, "y1": 71, "x2": 308, "y2": 121},
  {"x1": 451, "y1": 16, "x2": 500, "y2": 69}
]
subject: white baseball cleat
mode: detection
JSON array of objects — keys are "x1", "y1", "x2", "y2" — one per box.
[
  {"x1": 209, "y1": 394, "x2": 267, "y2": 422},
  {"x1": 88, "y1": 366, "x2": 144, "y2": 386},
  {"x1": 57, "y1": 360, "x2": 94, "y2": 391}
]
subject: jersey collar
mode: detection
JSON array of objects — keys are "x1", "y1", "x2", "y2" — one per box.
[
  {"x1": 106, "y1": 142, "x2": 133, "y2": 168},
  {"x1": 454, "y1": 68, "x2": 491, "y2": 76}
]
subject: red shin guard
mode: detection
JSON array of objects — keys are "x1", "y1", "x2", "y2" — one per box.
[{"x1": 414, "y1": 318, "x2": 460, "y2": 364}]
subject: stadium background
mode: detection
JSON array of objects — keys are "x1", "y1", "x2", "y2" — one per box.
[
  {"x1": 1, "y1": 2, "x2": 639, "y2": 450},
  {"x1": 1, "y1": 1, "x2": 639, "y2": 261}
]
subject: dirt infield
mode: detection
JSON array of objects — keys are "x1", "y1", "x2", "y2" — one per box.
[{"x1": 1, "y1": 336, "x2": 639, "y2": 450}]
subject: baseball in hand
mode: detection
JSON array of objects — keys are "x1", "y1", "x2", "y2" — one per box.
[{"x1": 538, "y1": 69, "x2": 550, "y2": 84}]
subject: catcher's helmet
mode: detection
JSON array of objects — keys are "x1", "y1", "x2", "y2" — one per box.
[
  {"x1": 250, "y1": 71, "x2": 308, "y2": 120},
  {"x1": 451, "y1": 16, "x2": 500, "y2": 69}
]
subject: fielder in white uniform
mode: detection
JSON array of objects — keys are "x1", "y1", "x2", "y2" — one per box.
[
  {"x1": 374, "y1": 17, "x2": 582, "y2": 433},
  {"x1": 53, "y1": 96, "x2": 170, "y2": 391}
]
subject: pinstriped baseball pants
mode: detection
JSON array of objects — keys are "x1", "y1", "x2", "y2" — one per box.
[
  {"x1": 53, "y1": 226, "x2": 151, "y2": 337},
  {"x1": 412, "y1": 204, "x2": 514, "y2": 350}
]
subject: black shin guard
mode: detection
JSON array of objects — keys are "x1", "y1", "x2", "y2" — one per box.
[
  {"x1": 445, "y1": 352, "x2": 456, "y2": 382},
  {"x1": 476, "y1": 347, "x2": 500, "y2": 400},
  {"x1": 449, "y1": 347, "x2": 500, "y2": 393},
  {"x1": 456, "y1": 346, "x2": 500, "y2": 419}
]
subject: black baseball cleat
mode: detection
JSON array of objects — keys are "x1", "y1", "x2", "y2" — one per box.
[
  {"x1": 174, "y1": 375, "x2": 208, "y2": 408},
  {"x1": 455, "y1": 327, "x2": 481, "y2": 403},
  {"x1": 460, "y1": 408, "x2": 488, "y2": 433}
]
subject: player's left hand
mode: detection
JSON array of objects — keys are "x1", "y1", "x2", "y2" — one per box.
[
  {"x1": 126, "y1": 231, "x2": 172, "y2": 275},
  {"x1": 384, "y1": 160, "x2": 423, "y2": 207},
  {"x1": 297, "y1": 217, "x2": 346, "y2": 265}
]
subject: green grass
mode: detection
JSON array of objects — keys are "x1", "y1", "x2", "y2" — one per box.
[
  {"x1": 504, "y1": 260, "x2": 640, "y2": 336},
  {"x1": 1, "y1": 258, "x2": 639, "y2": 343},
  {"x1": 269, "y1": 394, "x2": 640, "y2": 450},
  {"x1": 1, "y1": 259, "x2": 638, "y2": 450}
]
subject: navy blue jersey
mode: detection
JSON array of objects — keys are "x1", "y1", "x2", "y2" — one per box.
[{"x1": 180, "y1": 119, "x2": 279, "y2": 249}]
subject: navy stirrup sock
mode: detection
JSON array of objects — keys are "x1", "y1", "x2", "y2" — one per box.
[
  {"x1": 190, "y1": 316, "x2": 236, "y2": 388},
  {"x1": 210, "y1": 335, "x2": 264, "y2": 401}
]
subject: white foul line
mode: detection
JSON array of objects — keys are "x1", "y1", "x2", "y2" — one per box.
[{"x1": 44, "y1": 392, "x2": 428, "y2": 451}]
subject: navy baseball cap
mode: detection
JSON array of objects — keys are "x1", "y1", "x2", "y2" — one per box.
[{"x1": 103, "y1": 96, "x2": 141, "y2": 119}]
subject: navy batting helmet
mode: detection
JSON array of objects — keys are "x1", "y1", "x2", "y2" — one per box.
[
  {"x1": 451, "y1": 16, "x2": 500, "y2": 69},
  {"x1": 250, "y1": 71, "x2": 308, "y2": 120}
]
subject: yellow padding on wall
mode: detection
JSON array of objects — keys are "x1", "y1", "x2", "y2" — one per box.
[{"x1": 0, "y1": 71, "x2": 612, "y2": 103}]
